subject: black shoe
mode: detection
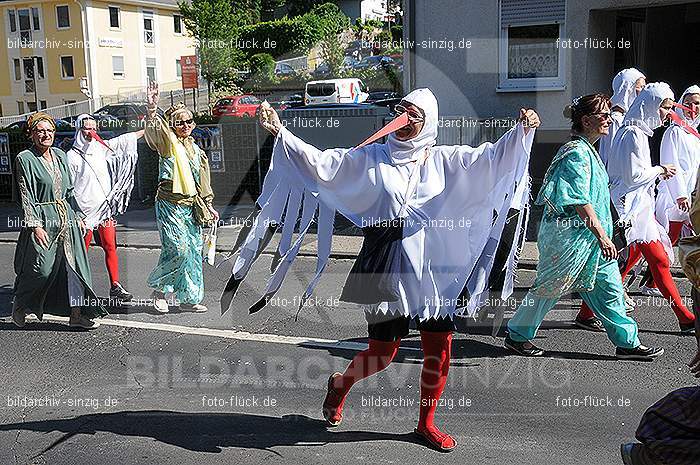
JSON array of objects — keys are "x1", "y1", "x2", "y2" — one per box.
[
  {"x1": 680, "y1": 322, "x2": 696, "y2": 336},
  {"x1": 620, "y1": 443, "x2": 640, "y2": 465},
  {"x1": 574, "y1": 316, "x2": 605, "y2": 332},
  {"x1": 616, "y1": 345, "x2": 664, "y2": 361},
  {"x1": 110, "y1": 282, "x2": 133, "y2": 301},
  {"x1": 504, "y1": 335, "x2": 544, "y2": 357}
]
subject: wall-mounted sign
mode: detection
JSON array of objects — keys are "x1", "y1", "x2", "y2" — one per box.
[
  {"x1": 193, "y1": 125, "x2": 224, "y2": 172},
  {"x1": 99, "y1": 38, "x2": 123, "y2": 48}
]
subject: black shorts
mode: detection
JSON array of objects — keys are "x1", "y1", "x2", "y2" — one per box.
[{"x1": 365, "y1": 312, "x2": 455, "y2": 342}]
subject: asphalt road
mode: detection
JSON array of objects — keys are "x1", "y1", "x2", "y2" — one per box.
[{"x1": 0, "y1": 243, "x2": 698, "y2": 465}]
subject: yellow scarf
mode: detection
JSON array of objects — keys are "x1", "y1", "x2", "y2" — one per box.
[{"x1": 166, "y1": 130, "x2": 197, "y2": 196}]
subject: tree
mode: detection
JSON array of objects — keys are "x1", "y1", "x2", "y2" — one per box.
[
  {"x1": 288, "y1": 0, "x2": 328, "y2": 17},
  {"x1": 260, "y1": 0, "x2": 284, "y2": 21},
  {"x1": 179, "y1": 0, "x2": 248, "y2": 92}
]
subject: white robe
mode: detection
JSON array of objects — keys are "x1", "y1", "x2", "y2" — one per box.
[
  {"x1": 656, "y1": 85, "x2": 700, "y2": 230},
  {"x1": 67, "y1": 127, "x2": 140, "y2": 229},
  {"x1": 607, "y1": 82, "x2": 674, "y2": 260},
  {"x1": 223, "y1": 88, "x2": 534, "y2": 320},
  {"x1": 600, "y1": 68, "x2": 645, "y2": 166}
]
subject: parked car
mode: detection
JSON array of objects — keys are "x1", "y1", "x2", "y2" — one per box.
[
  {"x1": 311, "y1": 62, "x2": 332, "y2": 80},
  {"x1": 275, "y1": 94, "x2": 304, "y2": 111},
  {"x1": 4, "y1": 118, "x2": 74, "y2": 132},
  {"x1": 93, "y1": 103, "x2": 153, "y2": 129},
  {"x1": 275, "y1": 63, "x2": 297, "y2": 77},
  {"x1": 305, "y1": 78, "x2": 369, "y2": 105},
  {"x1": 366, "y1": 91, "x2": 402, "y2": 103},
  {"x1": 212, "y1": 95, "x2": 262, "y2": 118},
  {"x1": 353, "y1": 55, "x2": 396, "y2": 71}
]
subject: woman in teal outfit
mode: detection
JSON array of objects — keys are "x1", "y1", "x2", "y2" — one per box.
[
  {"x1": 505, "y1": 94, "x2": 663, "y2": 360},
  {"x1": 144, "y1": 82, "x2": 218, "y2": 313}
]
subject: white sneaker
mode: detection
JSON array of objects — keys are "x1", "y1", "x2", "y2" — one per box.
[
  {"x1": 624, "y1": 292, "x2": 636, "y2": 312},
  {"x1": 640, "y1": 285, "x2": 663, "y2": 297},
  {"x1": 152, "y1": 291, "x2": 169, "y2": 313}
]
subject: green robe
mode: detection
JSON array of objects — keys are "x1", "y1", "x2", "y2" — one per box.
[
  {"x1": 529, "y1": 136, "x2": 614, "y2": 298},
  {"x1": 13, "y1": 147, "x2": 106, "y2": 319}
]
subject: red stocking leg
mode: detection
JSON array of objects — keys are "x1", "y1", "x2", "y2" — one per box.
[
  {"x1": 416, "y1": 331, "x2": 455, "y2": 451},
  {"x1": 322, "y1": 338, "x2": 401, "y2": 425}
]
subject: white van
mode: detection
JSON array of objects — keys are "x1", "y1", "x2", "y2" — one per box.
[{"x1": 304, "y1": 78, "x2": 369, "y2": 105}]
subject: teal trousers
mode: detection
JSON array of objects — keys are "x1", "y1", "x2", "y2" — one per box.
[{"x1": 507, "y1": 257, "x2": 640, "y2": 349}]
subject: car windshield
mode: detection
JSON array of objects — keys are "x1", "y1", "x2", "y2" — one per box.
[
  {"x1": 307, "y1": 84, "x2": 336, "y2": 97},
  {"x1": 216, "y1": 99, "x2": 233, "y2": 106}
]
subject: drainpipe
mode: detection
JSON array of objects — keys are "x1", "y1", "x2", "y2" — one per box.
[{"x1": 75, "y1": 0, "x2": 96, "y2": 111}]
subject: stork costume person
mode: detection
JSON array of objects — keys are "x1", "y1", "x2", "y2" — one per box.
[
  {"x1": 607, "y1": 83, "x2": 696, "y2": 333},
  {"x1": 656, "y1": 85, "x2": 700, "y2": 243},
  {"x1": 67, "y1": 114, "x2": 142, "y2": 301},
  {"x1": 222, "y1": 89, "x2": 538, "y2": 451},
  {"x1": 599, "y1": 68, "x2": 646, "y2": 166}
]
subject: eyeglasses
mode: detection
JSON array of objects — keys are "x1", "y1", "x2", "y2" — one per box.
[
  {"x1": 589, "y1": 112, "x2": 612, "y2": 120},
  {"x1": 394, "y1": 104, "x2": 425, "y2": 123},
  {"x1": 34, "y1": 129, "x2": 55, "y2": 135},
  {"x1": 174, "y1": 118, "x2": 195, "y2": 127}
]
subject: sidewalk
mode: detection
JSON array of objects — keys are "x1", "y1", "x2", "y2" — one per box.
[{"x1": 0, "y1": 203, "x2": 686, "y2": 275}]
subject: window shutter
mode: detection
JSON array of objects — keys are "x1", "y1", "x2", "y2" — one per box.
[{"x1": 500, "y1": 0, "x2": 565, "y2": 27}]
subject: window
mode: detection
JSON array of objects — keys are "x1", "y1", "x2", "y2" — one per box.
[
  {"x1": 146, "y1": 57, "x2": 156, "y2": 82},
  {"x1": 0, "y1": 104, "x2": 3, "y2": 117},
  {"x1": 31, "y1": 7, "x2": 40, "y2": 30},
  {"x1": 13, "y1": 59, "x2": 21, "y2": 81},
  {"x1": 143, "y1": 12, "x2": 154, "y2": 44},
  {"x1": 35, "y1": 57, "x2": 44, "y2": 79},
  {"x1": 173, "y1": 14, "x2": 182, "y2": 34},
  {"x1": 498, "y1": 0, "x2": 566, "y2": 91},
  {"x1": 60, "y1": 56, "x2": 75, "y2": 79},
  {"x1": 64, "y1": 100, "x2": 76, "y2": 105},
  {"x1": 25, "y1": 79, "x2": 35, "y2": 94},
  {"x1": 23, "y1": 58, "x2": 35, "y2": 80},
  {"x1": 176, "y1": 59, "x2": 182, "y2": 78},
  {"x1": 56, "y1": 5, "x2": 70, "y2": 29},
  {"x1": 18, "y1": 101, "x2": 25, "y2": 114},
  {"x1": 39, "y1": 100, "x2": 47, "y2": 110},
  {"x1": 8, "y1": 10, "x2": 16, "y2": 32},
  {"x1": 109, "y1": 6, "x2": 120, "y2": 28},
  {"x1": 113, "y1": 55, "x2": 125, "y2": 79},
  {"x1": 18, "y1": 9, "x2": 31, "y2": 43},
  {"x1": 27, "y1": 101, "x2": 37, "y2": 112}
]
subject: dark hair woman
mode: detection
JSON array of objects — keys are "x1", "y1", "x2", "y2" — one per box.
[
  {"x1": 12, "y1": 112, "x2": 106, "y2": 329},
  {"x1": 506, "y1": 94, "x2": 664, "y2": 360}
]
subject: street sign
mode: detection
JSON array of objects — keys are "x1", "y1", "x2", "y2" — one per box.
[
  {"x1": 181, "y1": 55, "x2": 198, "y2": 90},
  {"x1": 0, "y1": 133, "x2": 11, "y2": 175},
  {"x1": 192, "y1": 125, "x2": 225, "y2": 172}
]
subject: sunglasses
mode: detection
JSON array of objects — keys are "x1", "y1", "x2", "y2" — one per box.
[
  {"x1": 589, "y1": 112, "x2": 612, "y2": 120},
  {"x1": 174, "y1": 118, "x2": 195, "y2": 127},
  {"x1": 34, "y1": 129, "x2": 55, "y2": 135},
  {"x1": 394, "y1": 104, "x2": 425, "y2": 123}
]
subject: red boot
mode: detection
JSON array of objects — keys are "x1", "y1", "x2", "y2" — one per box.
[{"x1": 415, "y1": 331, "x2": 456, "y2": 451}]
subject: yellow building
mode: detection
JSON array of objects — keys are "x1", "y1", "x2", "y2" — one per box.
[{"x1": 0, "y1": 0, "x2": 196, "y2": 117}]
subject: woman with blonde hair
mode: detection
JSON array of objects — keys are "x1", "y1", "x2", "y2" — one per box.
[{"x1": 144, "y1": 82, "x2": 218, "y2": 313}]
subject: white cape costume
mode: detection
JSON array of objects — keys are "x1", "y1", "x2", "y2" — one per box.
[
  {"x1": 221, "y1": 89, "x2": 534, "y2": 321},
  {"x1": 656, "y1": 85, "x2": 700, "y2": 231},
  {"x1": 599, "y1": 68, "x2": 645, "y2": 166},
  {"x1": 607, "y1": 82, "x2": 675, "y2": 260},
  {"x1": 67, "y1": 114, "x2": 140, "y2": 229}
]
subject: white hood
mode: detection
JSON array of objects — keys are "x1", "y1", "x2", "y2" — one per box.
[
  {"x1": 386, "y1": 88, "x2": 438, "y2": 164},
  {"x1": 675, "y1": 85, "x2": 700, "y2": 128},
  {"x1": 610, "y1": 68, "x2": 645, "y2": 113},
  {"x1": 623, "y1": 82, "x2": 675, "y2": 136}
]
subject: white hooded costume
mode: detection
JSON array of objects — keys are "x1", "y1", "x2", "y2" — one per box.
[
  {"x1": 655, "y1": 85, "x2": 700, "y2": 231},
  {"x1": 599, "y1": 68, "x2": 645, "y2": 166},
  {"x1": 221, "y1": 89, "x2": 534, "y2": 321},
  {"x1": 607, "y1": 82, "x2": 675, "y2": 259},
  {"x1": 67, "y1": 114, "x2": 140, "y2": 229}
]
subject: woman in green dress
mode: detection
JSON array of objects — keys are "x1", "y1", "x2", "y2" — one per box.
[
  {"x1": 12, "y1": 112, "x2": 106, "y2": 329},
  {"x1": 505, "y1": 94, "x2": 663, "y2": 360},
  {"x1": 144, "y1": 82, "x2": 218, "y2": 313}
]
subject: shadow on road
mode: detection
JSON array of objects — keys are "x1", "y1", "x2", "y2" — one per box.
[{"x1": 0, "y1": 411, "x2": 427, "y2": 456}]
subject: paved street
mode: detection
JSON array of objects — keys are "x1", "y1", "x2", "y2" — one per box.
[{"x1": 0, "y1": 237, "x2": 698, "y2": 465}]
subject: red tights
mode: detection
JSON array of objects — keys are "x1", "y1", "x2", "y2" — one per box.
[{"x1": 84, "y1": 220, "x2": 120, "y2": 285}]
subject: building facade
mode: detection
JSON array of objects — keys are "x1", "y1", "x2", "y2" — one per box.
[{"x1": 0, "y1": 0, "x2": 196, "y2": 117}]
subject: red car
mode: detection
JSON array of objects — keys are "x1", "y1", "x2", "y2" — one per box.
[{"x1": 212, "y1": 95, "x2": 262, "y2": 118}]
